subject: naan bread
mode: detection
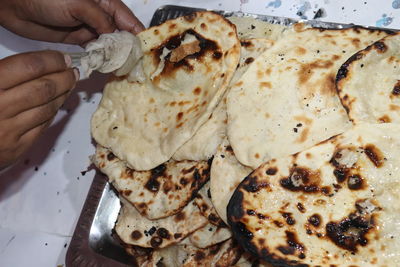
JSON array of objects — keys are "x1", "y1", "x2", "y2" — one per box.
[
  {"x1": 337, "y1": 33, "x2": 400, "y2": 124},
  {"x1": 172, "y1": 38, "x2": 274, "y2": 161},
  {"x1": 228, "y1": 123, "x2": 400, "y2": 266},
  {"x1": 93, "y1": 145, "x2": 210, "y2": 219},
  {"x1": 234, "y1": 253, "x2": 273, "y2": 267},
  {"x1": 227, "y1": 25, "x2": 390, "y2": 169},
  {"x1": 232, "y1": 39, "x2": 275, "y2": 85},
  {"x1": 228, "y1": 16, "x2": 288, "y2": 40},
  {"x1": 210, "y1": 137, "x2": 252, "y2": 224},
  {"x1": 171, "y1": 93, "x2": 227, "y2": 162},
  {"x1": 189, "y1": 223, "x2": 232, "y2": 249},
  {"x1": 194, "y1": 182, "x2": 226, "y2": 227},
  {"x1": 115, "y1": 198, "x2": 207, "y2": 248},
  {"x1": 91, "y1": 11, "x2": 240, "y2": 171},
  {"x1": 145, "y1": 239, "x2": 242, "y2": 267},
  {"x1": 122, "y1": 245, "x2": 153, "y2": 266}
]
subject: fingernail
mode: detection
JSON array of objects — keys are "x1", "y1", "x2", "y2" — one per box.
[
  {"x1": 73, "y1": 68, "x2": 80, "y2": 81},
  {"x1": 64, "y1": 54, "x2": 72, "y2": 68}
]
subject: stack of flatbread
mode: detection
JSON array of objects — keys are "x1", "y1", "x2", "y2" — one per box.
[
  {"x1": 91, "y1": 10, "x2": 400, "y2": 267},
  {"x1": 92, "y1": 11, "x2": 248, "y2": 266}
]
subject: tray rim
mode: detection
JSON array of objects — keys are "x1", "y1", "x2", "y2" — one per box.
[
  {"x1": 151, "y1": 4, "x2": 399, "y2": 32},
  {"x1": 66, "y1": 4, "x2": 398, "y2": 267},
  {"x1": 66, "y1": 173, "x2": 131, "y2": 267}
]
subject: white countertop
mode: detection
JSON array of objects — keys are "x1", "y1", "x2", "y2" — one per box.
[{"x1": 0, "y1": 0, "x2": 399, "y2": 266}]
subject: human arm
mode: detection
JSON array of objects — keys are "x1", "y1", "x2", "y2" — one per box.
[{"x1": 0, "y1": 0, "x2": 145, "y2": 45}]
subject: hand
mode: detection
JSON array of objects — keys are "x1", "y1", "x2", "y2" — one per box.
[
  {"x1": 0, "y1": 0, "x2": 145, "y2": 45},
  {"x1": 0, "y1": 51, "x2": 78, "y2": 170}
]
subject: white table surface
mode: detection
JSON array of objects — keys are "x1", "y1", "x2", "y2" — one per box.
[{"x1": 0, "y1": 0, "x2": 399, "y2": 266}]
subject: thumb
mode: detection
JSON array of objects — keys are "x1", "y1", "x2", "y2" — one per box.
[{"x1": 96, "y1": 0, "x2": 145, "y2": 34}]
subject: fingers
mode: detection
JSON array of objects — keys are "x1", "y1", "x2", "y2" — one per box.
[
  {"x1": 69, "y1": 0, "x2": 116, "y2": 34},
  {"x1": 96, "y1": 0, "x2": 145, "y2": 34},
  {"x1": 0, "y1": 118, "x2": 52, "y2": 170},
  {"x1": 18, "y1": 119, "x2": 52, "y2": 154},
  {"x1": 0, "y1": 69, "x2": 77, "y2": 119},
  {"x1": 0, "y1": 51, "x2": 71, "y2": 90},
  {"x1": 0, "y1": 16, "x2": 80, "y2": 43},
  {"x1": 0, "y1": 51, "x2": 77, "y2": 170},
  {"x1": 62, "y1": 27, "x2": 98, "y2": 45},
  {"x1": 10, "y1": 90, "x2": 70, "y2": 137}
]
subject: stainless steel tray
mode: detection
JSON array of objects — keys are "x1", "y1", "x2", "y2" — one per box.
[{"x1": 65, "y1": 5, "x2": 397, "y2": 267}]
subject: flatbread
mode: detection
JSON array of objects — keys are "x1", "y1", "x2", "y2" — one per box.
[
  {"x1": 171, "y1": 93, "x2": 227, "y2": 162},
  {"x1": 172, "y1": 38, "x2": 274, "y2": 161},
  {"x1": 194, "y1": 181, "x2": 226, "y2": 227},
  {"x1": 91, "y1": 11, "x2": 240, "y2": 171},
  {"x1": 189, "y1": 223, "x2": 232, "y2": 249},
  {"x1": 228, "y1": 123, "x2": 400, "y2": 266},
  {"x1": 210, "y1": 137, "x2": 252, "y2": 224},
  {"x1": 227, "y1": 25, "x2": 390, "y2": 169},
  {"x1": 234, "y1": 253, "x2": 274, "y2": 267},
  {"x1": 93, "y1": 145, "x2": 210, "y2": 219},
  {"x1": 146, "y1": 238, "x2": 242, "y2": 267},
  {"x1": 232, "y1": 39, "x2": 275, "y2": 85},
  {"x1": 122, "y1": 245, "x2": 153, "y2": 266},
  {"x1": 115, "y1": 198, "x2": 207, "y2": 248},
  {"x1": 337, "y1": 33, "x2": 400, "y2": 124},
  {"x1": 227, "y1": 16, "x2": 288, "y2": 40}
]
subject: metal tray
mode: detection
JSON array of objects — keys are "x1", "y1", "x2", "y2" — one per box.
[{"x1": 65, "y1": 5, "x2": 396, "y2": 267}]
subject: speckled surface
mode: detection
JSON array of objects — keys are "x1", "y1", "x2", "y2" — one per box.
[{"x1": 0, "y1": 1, "x2": 399, "y2": 266}]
